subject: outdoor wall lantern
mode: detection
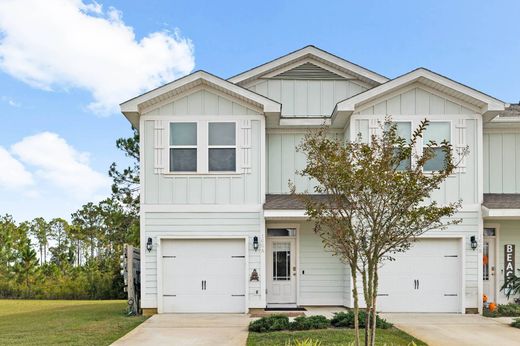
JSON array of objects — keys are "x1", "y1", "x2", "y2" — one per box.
[
  {"x1": 253, "y1": 236, "x2": 259, "y2": 251},
  {"x1": 146, "y1": 237, "x2": 153, "y2": 252},
  {"x1": 470, "y1": 236, "x2": 478, "y2": 251}
]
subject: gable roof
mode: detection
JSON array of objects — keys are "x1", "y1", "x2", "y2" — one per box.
[
  {"x1": 120, "y1": 70, "x2": 281, "y2": 128},
  {"x1": 228, "y1": 45, "x2": 389, "y2": 87},
  {"x1": 333, "y1": 68, "x2": 505, "y2": 125}
]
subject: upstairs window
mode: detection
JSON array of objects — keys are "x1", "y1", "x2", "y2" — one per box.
[
  {"x1": 423, "y1": 122, "x2": 450, "y2": 171},
  {"x1": 208, "y1": 122, "x2": 236, "y2": 172},
  {"x1": 169, "y1": 122, "x2": 197, "y2": 172},
  {"x1": 390, "y1": 121, "x2": 412, "y2": 171}
]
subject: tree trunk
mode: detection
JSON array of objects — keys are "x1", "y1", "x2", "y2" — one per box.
[
  {"x1": 370, "y1": 267, "x2": 379, "y2": 346},
  {"x1": 351, "y1": 262, "x2": 361, "y2": 346}
]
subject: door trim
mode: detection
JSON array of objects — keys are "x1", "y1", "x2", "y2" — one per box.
[
  {"x1": 266, "y1": 223, "x2": 300, "y2": 306},
  {"x1": 156, "y1": 235, "x2": 249, "y2": 313},
  {"x1": 484, "y1": 223, "x2": 501, "y2": 304}
]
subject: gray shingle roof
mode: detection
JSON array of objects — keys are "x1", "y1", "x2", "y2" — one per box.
[
  {"x1": 264, "y1": 194, "x2": 333, "y2": 210},
  {"x1": 483, "y1": 194, "x2": 520, "y2": 209}
]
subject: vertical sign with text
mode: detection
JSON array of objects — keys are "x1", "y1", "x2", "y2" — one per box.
[{"x1": 504, "y1": 244, "x2": 515, "y2": 283}]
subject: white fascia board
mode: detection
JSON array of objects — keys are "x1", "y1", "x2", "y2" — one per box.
[
  {"x1": 228, "y1": 46, "x2": 389, "y2": 85},
  {"x1": 120, "y1": 71, "x2": 281, "y2": 124},
  {"x1": 482, "y1": 206, "x2": 520, "y2": 219},
  {"x1": 336, "y1": 68, "x2": 505, "y2": 114},
  {"x1": 264, "y1": 209, "x2": 308, "y2": 219}
]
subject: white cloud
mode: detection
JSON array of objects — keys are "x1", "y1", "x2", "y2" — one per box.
[
  {"x1": 0, "y1": 0, "x2": 195, "y2": 114},
  {"x1": 11, "y1": 132, "x2": 110, "y2": 199},
  {"x1": 0, "y1": 147, "x2": 33, "y2": 188}
]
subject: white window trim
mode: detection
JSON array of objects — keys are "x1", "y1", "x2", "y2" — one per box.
[
  {"x1": 168, "y1": 121, "x2": 198, "y2": 173},
  {"x1": 207, "y1": 121, "x2": 239, "y2": 173},
  {"x1": 167, "y1": 120, "x2": 240, "y2": 175}
]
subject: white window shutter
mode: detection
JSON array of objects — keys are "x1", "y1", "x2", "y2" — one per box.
[
  {"x1": 456, "y1": 119, "x2": 467, "y2": 173},
  {"x1": 239, "y1": 119, "x2": 252, "y2": 174},
  {"x1": 154, "y1": 120, "x2": 166, "y2": 174}
]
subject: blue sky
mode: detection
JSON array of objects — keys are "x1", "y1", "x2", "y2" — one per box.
[{"x1": 0, "y1": 0, "x2": 519, "y2": 221}]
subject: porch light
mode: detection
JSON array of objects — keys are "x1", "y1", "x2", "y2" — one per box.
[
  {"x1": 146, "y1": 237, "x2": 153, "y2": 252},
  {"x1": 253, "y1": 236, "x2": 259, "y2": 251},
  {"x1": 470, "y1": 236, "x2": 478, "y2": 251}
]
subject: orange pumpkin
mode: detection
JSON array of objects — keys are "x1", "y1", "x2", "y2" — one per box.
[
  {"x1": 483, "y1": 294, "x2": 488, "y2": 303},
  {"x1": 489, "y1": 302, "x2": 497, "y2": 312}
]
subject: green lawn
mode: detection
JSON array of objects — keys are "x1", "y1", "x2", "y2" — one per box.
[
  {"x1": 0, "y1": 299, "x2": 147, "y2": 346},
  {"x1": 247, "y1": 328, "x2": 426, "y2": 346}
]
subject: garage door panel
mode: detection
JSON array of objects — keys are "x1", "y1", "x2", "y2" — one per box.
[
  {"x1": 161, "y1": 239, "x2": 246, "y2": 313},
  {"x1": 377, "y1": 238, "x2": 461, "y2": 313}
]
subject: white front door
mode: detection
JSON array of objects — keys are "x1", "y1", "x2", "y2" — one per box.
[
  {"x1": 483, "y1": 228, "x2": 497, "y2": 302},
  {"x1": 161, "y1": 239, "x2": 245, "y2": 313},
  {"x1": 377, "y1": 238, "x2": 462, "y2": 313},
  {"x1": 267, "y1": 237, "x2": 297, "y2": 304}
]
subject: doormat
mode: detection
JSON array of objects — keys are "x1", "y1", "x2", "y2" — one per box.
[{"x1": 264, "y1": 307, "x2": 307, "y2": 311}]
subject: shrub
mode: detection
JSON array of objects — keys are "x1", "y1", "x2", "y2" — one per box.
[
  {"x1": 484, "y1": 303, "x2": 520, "y2": 317},
  {"x1": 497, "y1": 303, "x2": 520, "y2": 317},
  {"x1": 331, "y1": 310, "x2": 392, "y2": 329},
  {"x1": 289, "y1": 315, "x2": 330, "y2": 330},
  {"x1": 249, "y1": 314, "x2": 290, "y2": 332},
  {"x1": 512, "y1": 318, "x2": 520, "y2": 329}
]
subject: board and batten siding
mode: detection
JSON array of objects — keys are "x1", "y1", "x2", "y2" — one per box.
[
  {"x1": 483, "y1": 130, "x2": 520, "y2": 193},
  {"x1": 142, "y1": 88, "x2": 263, "y2": 205},
  {"x1": 141, "y1": 211, "x2": 263, "y2": 309},
  {"x1": 246, "y1": 79, "x2": 367, "y2": 117},
  {"x1": 352, "y1": 86, "x2": 480, "y2": 206}
]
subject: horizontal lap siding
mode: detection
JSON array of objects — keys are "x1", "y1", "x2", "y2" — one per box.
[
  {"x1": 298, "y1": 222, "x2": 347, "y2": 305},
  {"x1": 142, "y1": 211, "x2": 263, "y2": 309}
]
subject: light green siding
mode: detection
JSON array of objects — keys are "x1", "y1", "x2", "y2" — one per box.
[
  {"x1": 483, "y1": 132, "x2": 520, "y2": 193},
  {"x1": 144, "y1": 89, "x2": 261, "y2": 116},
  {"x1": 247, "y1": 79, "x2": 367, "y2": 117},
  {"x1": 355, "y1": 87, "x2": 475, "y2": 116},
  {"x1": 142, "y1": 211, "x2": 263, "y2": 308},
  {"x1": 351, "y1": 87, "x2": 479, "y2": 206},
  {"x1": 143, "y1": 118, "x2": 261, "y2": 205},
  {"x1": 298, "y1": 222, "x2": 348, "y2": 305}
]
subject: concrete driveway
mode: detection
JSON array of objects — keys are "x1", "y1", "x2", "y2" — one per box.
[
  {"x1": 111, "y1": 314, "x2": 249, "y2": 346},
  {"x1": 382, "y1": 313, "x2": 520, "y2": 346}
]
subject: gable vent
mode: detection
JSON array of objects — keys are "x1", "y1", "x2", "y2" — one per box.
[{"x1": 272, "y1": 62, "x2": 345, "y2": 80}]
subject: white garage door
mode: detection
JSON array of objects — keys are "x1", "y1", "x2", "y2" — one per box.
[
  {"x1": 161, "y1": 239, "x2": 245, "y2": 313},
  {"x1": 377, "y1": 238, "x2": 461, "y2": 313}
]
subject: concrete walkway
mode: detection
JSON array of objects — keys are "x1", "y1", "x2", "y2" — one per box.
[
  {"x1": 111, "y1": 314, "x2": 249, "y2": 346},
  {"x1": 382, "y1": 313, "x2": 520, "y2": 346}
]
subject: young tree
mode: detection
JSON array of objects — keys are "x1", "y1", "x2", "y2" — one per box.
[
  {"x1": 108, "y1": 127, "x2": 140, "y2": 244},
  {"x1": 293, "y1": 120, "x2": 466, "y2": 346},
  {"x1": 13, "y1": 238, "x2": 39, "y2": 294}
]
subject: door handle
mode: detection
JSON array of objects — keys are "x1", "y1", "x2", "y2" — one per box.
[
  {"x1": 202, "y1": 280, "x2": 204, "y2": 290},
  {"x1": 414, "y1": 280, "x2": 417, "y2": 289},
  {"x1": 203, "y1": 280, "x2": 207, "y2": 290},
  {"x1": 417, "y1": 279, "x2": 419, "y2": 290}
]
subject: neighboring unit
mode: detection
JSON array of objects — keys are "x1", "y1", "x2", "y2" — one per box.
[{"x1": 120, "y1": 46, "x2": 519, "y2": 315}]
